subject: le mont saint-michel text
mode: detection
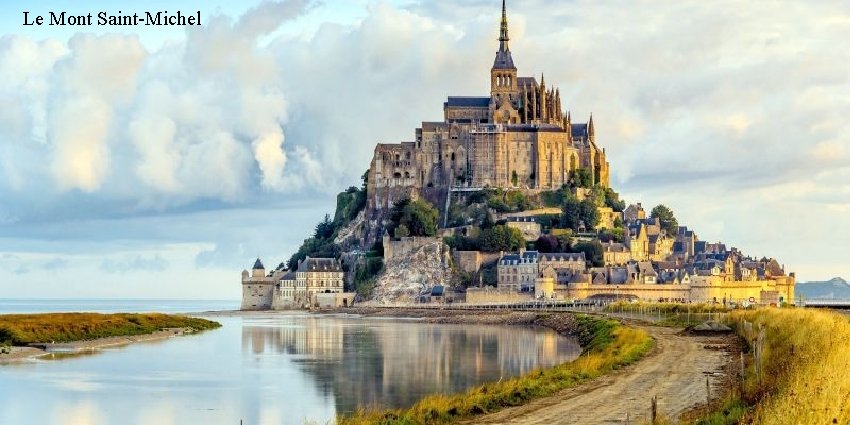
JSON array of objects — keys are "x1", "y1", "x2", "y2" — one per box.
[{"x1": 22, "y1": 10, "x2": 201, "y2": 27}]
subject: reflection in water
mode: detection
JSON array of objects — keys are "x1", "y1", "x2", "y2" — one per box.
[
  {"x1": 0, "y1": 315, "x2": 579, "y2": 425},
  {"x1": 241, "y1": 316, "x2": 581, "y2": 414}
]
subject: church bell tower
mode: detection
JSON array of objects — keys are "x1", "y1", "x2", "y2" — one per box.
[{"x1": 490, "y1": 0, "x2": 519, "y2": 124}]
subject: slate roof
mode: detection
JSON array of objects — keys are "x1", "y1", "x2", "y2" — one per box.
[
  {"x1": 445, "y1": 96, "x2": 491, "y2": 108},
  {"x1": 499, "y1": 250, "x2": 539, "y2": 265},
  {"x1": 506, "y1": 216, "x2": 536, "y2": 223},
  {"x1": 638, "y1": 261, "x2": 658, "y2": 277},
  {"x1": 539, "y1": 252, "x2": 586, "y2": 262},
  {"x1": 517, "y1": 76, "x2": 537, "y2": 88},
  {"x1": 253, "y1": 258, "x2": 264, "y2": 270},
  {"x1": 609, "y1": 267, "x2": 630, "y2": 284},
  {"x1": 493, "y1": 49, "x2": 516, "y2": 70},
  {"x1": 603, "y1": 242, "x2": 627, "y2": 252},
  {"x1": 301, "y1": 257, "x2": 342, "y2": 272},
  {"x1": 571, "y1": 123, "x2": 588, "y2": 138}
]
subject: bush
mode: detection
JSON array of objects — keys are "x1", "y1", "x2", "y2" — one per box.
[
  {"x1": 388, "y1": 198, "x2": 439, "y2": 237},
  {"x1": 479, "y1": 225, "x2": 525, "y2": 252}
]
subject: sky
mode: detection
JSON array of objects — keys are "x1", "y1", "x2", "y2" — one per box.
[{"x1": 0, "y1": 0, "x2": 848, "y2": 299}]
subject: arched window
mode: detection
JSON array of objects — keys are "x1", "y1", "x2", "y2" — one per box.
[
  {"x1": 404, "y1": 171, "x2": 410, "y2": 178},
  {"x1": 395, "y1": 154, "x2": 400, "y2": 161},
  {"x1": 393, "y1": 172, "x2": 402, "y2": 179},
  {"x1": 450, "y1": 152, "x2": 455, "y2": 161}
]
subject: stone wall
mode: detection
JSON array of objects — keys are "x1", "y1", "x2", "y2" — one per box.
[
  {"x1": 241, "y1": 282, "x2": 274, "y2": 310},
  {"x1": 466, "y1": 287, "x2": 534, "y2": 304},
  {"x1": 383, "y1": 236, "x2": 443, "y2": 262}
]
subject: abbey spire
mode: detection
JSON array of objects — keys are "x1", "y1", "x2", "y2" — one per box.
[
  {"x1": 499, "y1": 0, "x2": 510, "y2": 51},
  {"x1": 491, "y1": 0, "x2": 516, "y2": 71}
]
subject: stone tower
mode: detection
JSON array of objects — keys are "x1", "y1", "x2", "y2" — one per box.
[{"x1": 490, "y1": 0, "x2": 520, "y2": 124}]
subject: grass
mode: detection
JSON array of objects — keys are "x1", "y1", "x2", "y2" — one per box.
[
  {"x1": 605, "y1": 302, "x2": 730, "y2": 314},
  {"x1": 0, "y1": 312, "x2": 221, "y2": 345},
  {"x1": 696, "y1": 308, "x2": 850, "y2": 425},
  {"x1": 337, "y1": 315, "x2": 653, "y2": 425}
]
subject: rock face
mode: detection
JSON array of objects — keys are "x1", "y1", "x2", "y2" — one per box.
[
  {"x1": 334, "y1": 209, "x2": 365, "y2": 248},
  {"x1": 370, "y1": 239, "x2": 454, "y2": 304}
]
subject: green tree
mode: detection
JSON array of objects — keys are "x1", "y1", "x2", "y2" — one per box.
[
  {"x1": 598, "y1": 227, "x2": 625, "y2": 243},
  {"x1": 388, "y1": 198, "x2": 439, "y2": 237},
  {"x1": 572, "y1": 240, "x2": 604, "y2": 267},
  {"x1": 314, "y1": 213, "x2": 334, "y2": 239},
  {"x1": 535, "y1": 235, "x2": 559, "y2": 253},
  {"x1": 579, "y1": 199, "x2": 600, "y2": 230},
  {"x1": 561, "y1": 196, "x2": 600, "y2": 231},
  {"x1": 570, "y1": 168, "x2": 593, "y2": 188},
  {"x1": 590, "y1": 185, "x2": 606, "y2": 207},
  {"x1": 361, "y1": 169, "x2": 369, "y2": 192},
  {"x1": 394, "y1": 224, "x2": 410, "y2": 238},
  {"x1": 603, "y1": 187, "x2": 626, "y2": 212},
  {"x1": 560, "y1": 195, "x2": 581, "y2": 229},
  {"x1": 651, "y1": 204, "x2": 679, "y2": 235},
  {"x1": 479, "y1": 225, "x2": 525, "y2": 252}
]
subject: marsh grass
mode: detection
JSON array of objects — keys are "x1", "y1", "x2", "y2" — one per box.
[
  {"x1": 696, "y1": 308, "x2": 850, "y2": 425},
  {"x1": 0, "y1": 312, "x2": 220, "y2": 345},
  {"x1": 337, "y1": 315, "x2": 653, "y2": 425},
  {"x1": 605, "y1": 302, "x2": 729, "y2": 314}
]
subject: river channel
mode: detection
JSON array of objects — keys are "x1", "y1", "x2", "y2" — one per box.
[{"x1": 0, "y1": 313, "x2": 581, "y2": 425}]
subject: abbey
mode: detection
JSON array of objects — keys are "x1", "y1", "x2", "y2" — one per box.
[{"x1": 366, "y1": 1, "x2": 609, "y2": 212}]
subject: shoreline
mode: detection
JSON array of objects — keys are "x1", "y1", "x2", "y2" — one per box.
[
  {"x1": 199, "y1": 307, "x2": 589, "y2": 342},
  {"x1": 0, "y1": 327, "x2": 194, "y2": 363}
]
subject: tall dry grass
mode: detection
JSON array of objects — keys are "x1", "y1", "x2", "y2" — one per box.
[
  {"x1": 605, "y1": 302, "x2": 729, "y2": 314},
  {"x1": 337, "y1": 315, "x2": 653, "y2": 425},
  {"x1": 724, "y1": 308, "x2": 850, "y2": 425},
  {"x1": 0, "y1": 312, "x2": 220, "y2": 345}
]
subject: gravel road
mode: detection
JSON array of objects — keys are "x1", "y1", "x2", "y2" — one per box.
[{"x1": 466, "y1": 325, "x2": 732, "y2": 425}]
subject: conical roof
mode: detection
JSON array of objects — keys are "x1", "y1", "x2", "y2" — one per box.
[{"x1": 252, "y1": 258, "x2": 264, "y2": 270}]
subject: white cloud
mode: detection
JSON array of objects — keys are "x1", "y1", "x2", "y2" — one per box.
[{"x1": 0, "y1": 0, "x2": 848, "y2": 296}]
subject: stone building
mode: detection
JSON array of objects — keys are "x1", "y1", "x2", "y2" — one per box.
[
  {"x1": 497, "y1": 250, "x2": 539, "y2": 292},
  {"x1": 505, "y1": 216, "x2": 542, "y2": 241},
  {"x1": 240, "y1": 258, "x2": 278, "y2": 310},
  {"x1": 241, "y1": 257, "x2": 354, "y2": 310},
  {"x1": 623, "y1": 203, "x2": 646, "y2": 223},
  {"x1": 366, "y1": 1, "x2": 610, "y2": 215},
  {"x1": 602, "y1": 241, "x2": 630, "y2": 265}
]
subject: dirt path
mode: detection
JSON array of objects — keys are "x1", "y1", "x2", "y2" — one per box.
[{"x1": 466, "y1": 326, "x2": 732, "y2": 425}]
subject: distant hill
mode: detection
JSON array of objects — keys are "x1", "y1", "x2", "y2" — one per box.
[{"x1": 797, "y1": 277, "x2": 850, "y2": 299}]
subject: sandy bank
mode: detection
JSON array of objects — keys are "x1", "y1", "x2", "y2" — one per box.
[{"x1": 0, "y1": 327, "x2": 194, "y2": 364}]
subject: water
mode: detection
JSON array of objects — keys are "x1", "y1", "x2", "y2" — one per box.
[
  {"x1": 0, "y1": 311, "x2": 581, "y2": 425},
  {"x1": 0, "y1": 299, "x2": 238, "y2": 314}
]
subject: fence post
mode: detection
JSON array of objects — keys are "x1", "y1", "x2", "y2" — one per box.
[{"x1": 651, "y1": 396, "x2": 657, "y2": 424}]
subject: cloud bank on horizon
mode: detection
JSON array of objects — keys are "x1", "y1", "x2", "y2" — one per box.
[{"x1": 0, "y1": 0, "x2": 848, "y2": 298}]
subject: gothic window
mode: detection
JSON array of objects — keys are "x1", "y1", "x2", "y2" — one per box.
[{"x1": 450, "y1": 152, "x2": 455, "y2": 161}]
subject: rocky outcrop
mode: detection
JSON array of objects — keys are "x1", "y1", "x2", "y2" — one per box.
[
  {"x1": 334, "y1": 209, "x2": 366, "y2": 247},
  {"x1": 369, "y1": 238, "x2": 454, "y2": 303}
]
